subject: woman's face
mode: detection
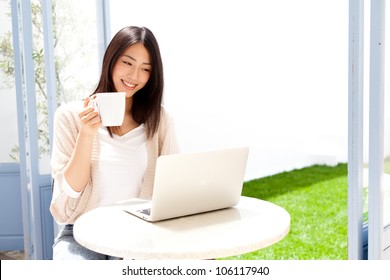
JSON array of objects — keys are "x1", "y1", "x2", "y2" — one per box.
[{"x1": 112, "y1": 43, "x2": 152, "y2": 98}]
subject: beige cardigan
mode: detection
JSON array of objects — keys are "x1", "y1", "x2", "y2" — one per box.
[{"x1": 50, "y1": 101, "x2": 179, "y2": 225}]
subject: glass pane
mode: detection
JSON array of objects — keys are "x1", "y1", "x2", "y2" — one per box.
[
  {"x1": 0, "y1": 0, "x2": 99, "y2": 172},
  {"x1": 37, "y1": 0, "x2": 100, "y2": 174},
  {"x1": 53, "y1": 0, "x2": 100, "y2": 103},
  {"x1": 0, "y1": 0, "x2": 19, "y2": 163}
]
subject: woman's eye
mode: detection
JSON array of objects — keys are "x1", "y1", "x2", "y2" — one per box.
[
  {"x1": 142, "y1": 68, "x2": 151, "y2": 72},
  {"x1": 123, "y1": 61, "x2": 132, "y2": 66}
]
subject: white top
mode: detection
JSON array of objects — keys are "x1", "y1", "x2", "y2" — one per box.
[
  {"x1": 73, "y1": 196, "x2": 291, "y2": 259},
  {"x1": 63, "y1": 124, "x2": 147, "y2": 207}
]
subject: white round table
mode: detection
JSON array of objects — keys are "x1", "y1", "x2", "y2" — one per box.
[{"x1": 73, "y1": 196, "x2": 290, "y2": 259}]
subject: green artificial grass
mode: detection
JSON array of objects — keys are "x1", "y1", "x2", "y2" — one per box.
[{"x1": 222, "y1": 163, "x2": 348, "y2": 260}]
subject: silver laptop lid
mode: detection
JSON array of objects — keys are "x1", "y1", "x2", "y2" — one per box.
[{"x1": 149, "y1": 147, "x2": 249, "y2": 221}]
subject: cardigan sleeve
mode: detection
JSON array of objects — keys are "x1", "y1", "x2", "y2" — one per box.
[{"x1": 49, "y1": 102, "x2": 93, "y2": 225}]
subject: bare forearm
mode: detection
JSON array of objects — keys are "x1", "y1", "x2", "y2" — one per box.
[
  {"x1": 63, "y1": 97, "x2": 101, "y2": 192},
  {"x1": 63, "y1": 131, "x2": 95, "y2": 192}
]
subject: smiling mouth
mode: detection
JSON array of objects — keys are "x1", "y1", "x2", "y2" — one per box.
[{"x1": 122, "y1": 79, "x2": 137, "y2": 90}]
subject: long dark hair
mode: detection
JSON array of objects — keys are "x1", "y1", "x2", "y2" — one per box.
[{"x1": 93, "y1": 26, "x2": 164, "y2": 139}]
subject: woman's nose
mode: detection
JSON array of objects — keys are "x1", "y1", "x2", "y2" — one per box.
[{"x1": 127, "y1": 68, "x2": 138, "y2": 80}]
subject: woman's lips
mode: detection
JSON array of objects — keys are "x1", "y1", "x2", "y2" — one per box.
[{"x1": 122, "y1": 79, "x2": 136, "y2": 90}]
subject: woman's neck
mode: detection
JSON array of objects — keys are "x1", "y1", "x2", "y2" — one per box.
[{"x1": 112, "y1": 97, "x2": 139, "y2": 136}]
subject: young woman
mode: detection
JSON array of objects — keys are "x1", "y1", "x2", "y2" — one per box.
[{"x1": 50, "y1": 26, "x2": 179, "y2": 259}]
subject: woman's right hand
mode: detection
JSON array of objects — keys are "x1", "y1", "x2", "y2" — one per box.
[{"x1": 78, "y1": 97, "x2": 102, "y2": 136}]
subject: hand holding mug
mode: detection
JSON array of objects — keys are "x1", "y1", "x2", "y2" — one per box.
[{"x1": 78, "y1": 96, "x2": 102, "y2": 136}]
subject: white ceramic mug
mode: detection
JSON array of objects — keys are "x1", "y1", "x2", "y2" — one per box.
[{"x1": 89, "y1": 92, "x2": 126, "y2": 126}]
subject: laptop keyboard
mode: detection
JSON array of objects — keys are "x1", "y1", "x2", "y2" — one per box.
[{"x1": 137, "y1": 208, "x2": 151, "y2": 216}]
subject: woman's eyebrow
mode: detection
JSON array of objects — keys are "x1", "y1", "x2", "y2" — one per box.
[{"x1": 122, "y1": 54, "x2": 151, "y2": 65}]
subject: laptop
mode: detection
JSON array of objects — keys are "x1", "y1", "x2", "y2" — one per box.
[{"x1": 122, "y1": 147, "x2": 249, "y2": 222}]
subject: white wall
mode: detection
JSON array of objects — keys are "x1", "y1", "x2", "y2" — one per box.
[{"x1": 110, "y1": 0, "x2": 349, "y2": 180}]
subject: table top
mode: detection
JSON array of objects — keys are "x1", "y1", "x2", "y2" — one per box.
[{"x1": 73, "y1": 196, "x2": 290, "y2": 259}]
